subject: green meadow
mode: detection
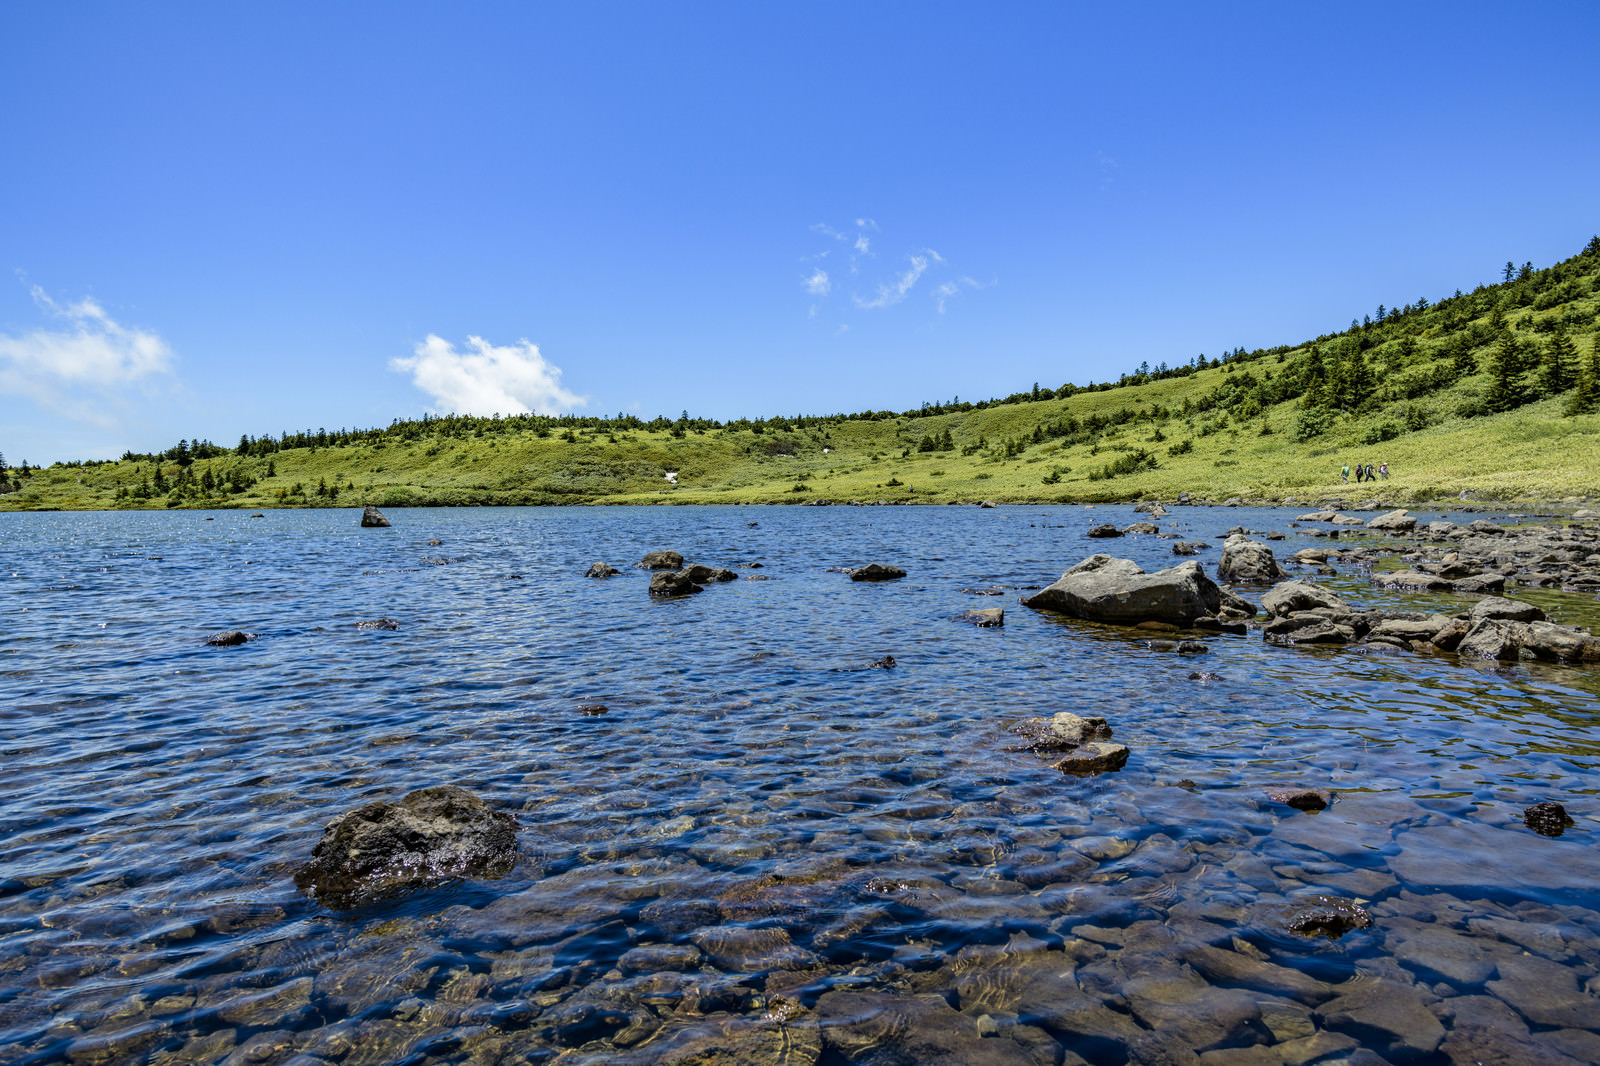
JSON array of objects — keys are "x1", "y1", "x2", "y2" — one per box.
[{"x1": 6, "y1": 240, "x2": 1599, "y2": 513}]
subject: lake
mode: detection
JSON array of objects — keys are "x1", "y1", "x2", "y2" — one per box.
[{"x1": 4, "y1": 504, "x2": 1600, "y2": 1065}]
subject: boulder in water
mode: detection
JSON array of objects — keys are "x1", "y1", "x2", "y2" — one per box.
[
  {"x1": 294, "y1": 785, "x2": 518, "y2": 907},
  {"x1": 1524, "y1": 801, "x2": 1575, "y2": 837},
  {"x1": 649, "y1": 571, "x2": 702, "y2": 598},
  {"x1": 1087, "y1": 523, "x2": 1123, "y2": 538},
  {"x1": 355, "y1": 618, "x2": 399, "y2": 630},
  {"x1": 1366, "y1": 509, "x2": 1418, "y2": 532},
  {"x1": 1286, "y1": 896, "x2": 1372, "y2": 939},
  {"x1": 850, "y1": 563, "x2": 905, "y2": 581},
  {"x1": 204, "y1": 630, "x2": 255, "y2": 647},
  {"x1": 638, "y1": 550, "x2": 684, "y2": 570},
  {"x1": 681, "y1": 563, "x2": 737, "y2": 583},
  {"x1": 1022, "y1": 555, "x2": 1224, "y2": 625},
  {"x1": 586, "y1": 562, "x2": 620, "y2": 578},
  {"x1": 1217, "y1": 534, "x2": 1287, "y2": 584},
  {"x1": 957, "y1": 607, "x2": 1004, "y2": 627},
  {"x1": 360, "y1": 505, "x2": 391, "y2": 528}
]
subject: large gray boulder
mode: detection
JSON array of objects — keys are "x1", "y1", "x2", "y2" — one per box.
[
  {"x1": 649, "y1": 571, "x2": 702, "y2": 597},
  {"x1": 1367, "y1": 509, "x2": 1418, "y2": 532},
  {"x1": 1261, "y1": 580, "x2": 1350, "y2": 618},
  {"x1": 295, "y1": 785, "x2": 518, "y2": 907},
  {"x1": 360, "y1": 505, "x2": 391, "y2": 528},
  {"x1": 1022, "y1": 555, "x2": 1223, "y2": 625},
  {"x1": 1217, "y1": 535, "x2": 1287, "y2": 585},
  {"x1": 1457, "y1": 617, "x2": 1600, "y2": 663}
]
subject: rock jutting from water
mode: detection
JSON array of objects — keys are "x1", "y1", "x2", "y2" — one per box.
[
  {"x1": 850, "y1": 563, "x2": 906, "y2": 581},
  {"x1": 360, "y1": 505, "x2": 391, "y2": 527},
  {"x1": 586, "y1": 562, "x2": 620, "y2": 577},
  {"x1": 637, "y1": 550, "x2": 684, "y2": 571},
  {"x1": 1021, "y1": 554, "x2": 1254, "y2": 627},
  {"x1": 1524, "y1": 801, "x2": 1576, "y2": 836},
  {"x1": 204, "y1": 630, "x2": 255, "y2": 646},
  {"x1": 1286, "y1": 895, "x2": 1374, "y2": 939},
  {"x1": 1009, "y1": 711, "x2": 1130, "y2": 773},
  {"x1": 294, "y1": 785, "x2": 518, "y2": 907},
  {"x1": 1216, "y1": 534, "x2": 1288, "y2": 585},
  {"x1": 957, "y1": 607, "x2": 1004, "y2": 627},
  {"x1": 354, "y1": 618, "x2": 399, "y2": 630},
  {"x1": 649, "y1": 570, "x2": 702, "y2": 597}
]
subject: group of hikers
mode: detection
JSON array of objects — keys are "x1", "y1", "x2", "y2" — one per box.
[{"x1": 1341, "y1": 461, "x2": 1388, "y2": 484}]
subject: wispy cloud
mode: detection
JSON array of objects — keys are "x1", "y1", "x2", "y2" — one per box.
[
  {"x1": 0, "y1": 284, "x2": 176, "y2": 425},
  {"x1": 810, "y1": 222, "x2": 846, "y2": 242},
  {"x1": 933, "y1": 274, "x2": 995, "y2": 313},
  {"x1": 804, "y1": 268, "x2": 831, "y2": 297},
  {"x1": 854, "y1": 253, "x2": 932, "y2": 309},
  {"x1": 390, "y1": 334, "x2": 587, "y2": 416}
]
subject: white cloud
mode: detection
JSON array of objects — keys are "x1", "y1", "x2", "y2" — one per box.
[
  {"x1": 933, "y1": 274, "x2": 995, "y2": 313},
  {"x1": 855, "y1": 218, "x2": 878, "y2": 230},
  {"x1": 804, "y1": 268, "x2": 831, "y2": 297},
  {"x1": 854, "y1": 254, "x2": 930, "y2": 309},
  {"x1": 0, "y1": 285, "x2": 176, "y2": 424},
  {"x1": 810, "y1": 222, "x2": 846, "y2": 241},
  {"x1": 390, "y1": 334, "x2": 587, "y2": 416},
  {"x1": 853, "y1": 235, "x2": 871, "y2": 256}
]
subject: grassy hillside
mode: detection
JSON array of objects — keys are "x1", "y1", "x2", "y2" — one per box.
[{"x1": 6, "y1": 239, "x2": 1600, "y2": 512}]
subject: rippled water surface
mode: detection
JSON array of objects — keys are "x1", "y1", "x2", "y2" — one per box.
[{"x1": 5, "y1": 504, "x2": 1600, "y2": 1065}]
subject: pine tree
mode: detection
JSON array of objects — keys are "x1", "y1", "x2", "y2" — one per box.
[
  {"x1": 1450, "y1": 335, "x2": 1477, "y2": 378},
  {"x1": 1539, "y1": 328, "x2": 1578, "y2": 396},
  {"x1": 1503, "y1": 261, "x2": 1516, "y2": 283},
  {"x1": 1485, "y1": 332, "x2": 1530, "y2": 412},
  {"x1": 1565, "y1": 344, "x2": 1600, "y2": 415}
]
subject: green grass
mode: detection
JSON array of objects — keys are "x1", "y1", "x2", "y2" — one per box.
[{"x1": 6, "y1": 243, "x2": 1600, "y2": 512}]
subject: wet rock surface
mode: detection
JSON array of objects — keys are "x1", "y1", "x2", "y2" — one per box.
[
  {"x1": 360, "y1": 505, "x2": 391, "y2": 527},
  {"x1": 586, "y1": 562, "x2": 621, "y2": 578},
  {"x1": 638, "y1": 550, "x2": 685, "y2": 570},
  {"x1": 204, "y1": 629, "x2": 255, "y2": 646},
  {"x1": 294, "y1": 785, "x2": 519, "y2": 907},
  {"x1": 850, "y1": 563, "x2": 906, "y2": 581}
]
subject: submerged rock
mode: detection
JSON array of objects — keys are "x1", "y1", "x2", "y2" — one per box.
[
  {"x1": 1052, "y1": 741, "x2": 1130, "y2": 774},
  {"x1": 204, "y1": 630, "x2": 255, "y2": 647},
  {"x1": 957, "y1": 607, "x2": 1004, "y2": 627},
  {"x1": 1010, "y1": 712, "x2": 1113, "y2": 752},
  {"x1": 360, "y1": 505, "x2": 391, "y2": 528},
  {"x1": 1021, "y1": 555, "x2": 1224, "y2": 625},
  {"x1": 1266, "y1": 787, "x2": 1332, "y2": 811},
  {"x1": 850, "y1": 563, "x2": 906, "y2": 581},
  {"x1": 1286, "y1": 896, "x2": 1373, "y2": 939},
  {"x1": 681, "y1": 564, "x2": 737, "y2": 583},
  {"x1": 294, "y1": 785, "x2": 518, "y2": 907},
  {"x1": 355, "y1": 618, "x2": 399, "y2": 630},
  {"x1": 586, "y1": 562, "x2": 620, "y2": 578},
  {"x1": 638, "y1": 550, "x2": 684, "y2": 571}
]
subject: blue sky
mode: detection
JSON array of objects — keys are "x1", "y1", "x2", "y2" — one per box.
[{"x1": 3, "y1": 2, "x2": 1598, "y2": 464}]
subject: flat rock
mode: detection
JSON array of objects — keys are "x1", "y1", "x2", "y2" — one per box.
[
  {"x1": 1011, "y1": 712, "x2": 1113, "y2": 752},
  {"x1": 958, "y1": 607, "x2": 1004, "y2": 627},
  {"x1": 1315, "y1": 979, "x2": 1444, "y2": 1059},
  {"x1": 1366, "y1": 509, "x2": 1418, "y2": 532},
  {"x1": 1053, "y1": 741, "x2": 1129, "y2": 774}
]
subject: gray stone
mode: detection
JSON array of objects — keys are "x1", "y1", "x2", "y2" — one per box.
[
  {"x1": 649, "y1": 571, "x2": 702, "y2": 597},
  {"x1": 1053, "y1": 742, "x2": 1129, "y2": 774},
  {"x1": 1022, "y1": 555, "x2": 1224, "y2": 625},
  {"x1": 1261, "y1": 580, "x2": 1350, "y2": 618},
  {"x1": 204, "y1": 630, "x2": 255, "y2": 647},
  {"x1": 360, "y1": 505, "x2": 390, "y2": 527},
  {"x1": 1011, "y1": 712, "x2": 1113, "y2": 752},
  {"x1": 585, "y1": 562, "x2": 620, "y2": 578},
  {"x1": 958, "y1": 607, "x2": 1005, "y2": 627},
  {"x1": 1217, "y1": 535, "x2": 1287, "y2": 584},
  {"x1": 1315, "y1": 979, "x2": 1444, "y2": 1058},
  {"x1": 1367, "y1": 509, "x2": 1418, "y2": 532}
]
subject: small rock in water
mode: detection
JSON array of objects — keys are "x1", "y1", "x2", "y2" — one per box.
[
  {"x1": 1267, "y1": 787, "x2": 1332, "y2": 811},
  {"x1": 1285, "y1": 896, "x2": 1372, "y2": 939},
  {"x1": 1053, "y1": 741, "x2": 1130, "y2": 774},
  {"x1": 586, "y1": 562, "x2": 620, "y2": 578},
  {"x1": 355, "y1": 618, "x2": 399, "y2": 630},
  {"x1": 578, "y1": 703, "x2": 608, "y2": 716},
  {"x1": 1187, "y1": 670, "x2": 1223, "y2": 681},
  {"x1": 294, "y1": 784, "x2": 518, "y2": 907},
  {"x1": 360, "y1": 505, "x2": 391, "y2": 528},
  {"x1": 638, "y1": 550, "x2": 684, "y2": 570},
  {"x1": 427, "y1": 538, "x2": 443, "y2": 546},
  {"x1": 249, "y1": 512, "x2": 265, "y2": 518},
  {"x1": 204, "y1": 630, "x2": 255, "y2": 647},
  {"x1": 868, "y1": 655, "x2": 896, "y2": 669},
  {"x1": 1524, "y1": 801, "x2": 1575, "y2": 837},
  {"x1": 957, "y1": 607, "x2": 1004, "y2": 627},
  {"x1": 649, "y1": 571, "x2": 702, "y2": 598},
  {"x1": 1087, "y1": 523, "x2": 1123, "y2": 538},
  {"x1": 746, "y1": 521, "x2": 759, "y2": 527},
  {"x1": 850, "y1": 563, "x2": 906, "y2": 581}
]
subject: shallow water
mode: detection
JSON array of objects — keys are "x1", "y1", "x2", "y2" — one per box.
[{"x1": 3, "y1": 504, "x2": 1600, "y2": 1065}]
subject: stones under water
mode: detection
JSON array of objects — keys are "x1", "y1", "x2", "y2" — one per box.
[{"x1": 5, "y1": 504, "x2": 1600, "y2": 1065}]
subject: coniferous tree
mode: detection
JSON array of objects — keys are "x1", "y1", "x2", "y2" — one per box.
[
  {"x1": 1503, "y1": 261, "x2": 1516, "y2": 283},
  {"x1": 1449, "y1": 334, "x2": 1477, "y2": 379},
  {"x1": 1485, "y1": 332, "x2": 1530, "y2": 412},
  {"x1": 1565, "y1": 344, "x2": 1600, "y2": 415},
  {"x1": 1539, "y1": 328, "x2": 1578, "y2": 396}
]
